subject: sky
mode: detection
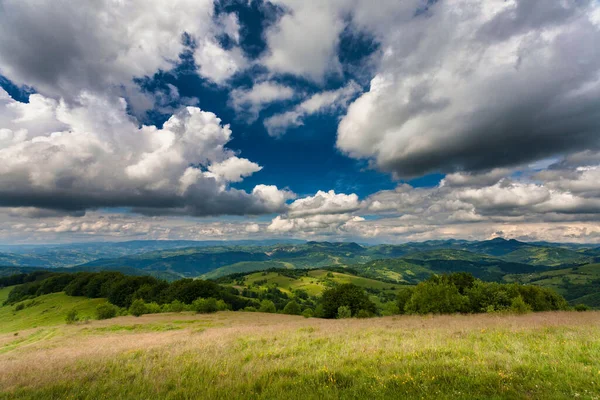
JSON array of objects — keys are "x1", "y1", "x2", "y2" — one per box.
[{"x1": 1, "y1": 0, "x2": 600, "y2": 244}]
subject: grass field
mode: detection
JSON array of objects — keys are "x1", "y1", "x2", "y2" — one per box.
[{"x1": 1, "y1": 309, "x2": 599, "y2": 399}]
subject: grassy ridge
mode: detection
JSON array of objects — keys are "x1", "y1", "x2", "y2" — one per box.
[
  {"x1": 1, "y1": 312, "x2": 599, "y2": 399},
  {"x1": 0, "y1": 292, "x2": 107, "y2": 333}
]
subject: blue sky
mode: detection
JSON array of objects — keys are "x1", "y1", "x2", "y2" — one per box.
[{"x1": 0, "y1": 0, "x2": 600, "y2": 244}]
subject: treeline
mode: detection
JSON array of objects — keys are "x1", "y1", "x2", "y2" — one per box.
[
  {"x1": 394, "y1": 273, "x2": 569, "y2": 315},
  {"x1": 3, "y1": 271, "x2": 256, "y2": 311}
]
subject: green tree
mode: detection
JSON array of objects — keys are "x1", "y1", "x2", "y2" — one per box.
[
  {"x1": 320, "y1": 284, "x2": 376, "y2": 319},
  {"x1": 259, "y1": 300, "x2": 276, "y2": 313},
  {"x1": 129, "y1": 299, "x2": 148, "y2": 317},
  {"x1": 405, "y1": 281, "x2": 468, "y2": 315},
  {"x1": 396, "y1": 288, "x2": 415, "y2": 314},
  {"x1": 510, "y1": 296, "x2": 532, "y2": 314},
  {"x1": 283, "y1": 301, "x2": 301, "y2": 315},
  {"x1": 302, "y1": 308, "x2": 314, "y2": 318}
]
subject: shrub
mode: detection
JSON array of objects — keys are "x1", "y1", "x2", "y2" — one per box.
[
  {"x1": 65, "y1": 309, "x2": 79, "y2": 324},
  {"x1": 259, "y1": 300, "x2": 276, "y2": 313},
  {"x1": 381, "y1": 301, "x2": 400, "y2": 316},
  {"x1": 95, "y1": 303, "x2": 118, "y2": 320},
  {"x1": 145, "y1": 302, "x2": 162, "y2": 314},
  {"x1": 356, "y1": 309, "x2": 372, "y2": 319},
  {"x1": 510, "y1": 296, "x2": 532, "y2": 314},
  {"x1": 574, "y1": 304, "x2": 591, "y2": 312},
  {"x1": 302, "y1": 308, "x2": 314, "y2": 318},
  {"x1": 283, "y1": 301, "x2": 301, "y2": 315},
  {"x1": 129, "y1": 299, "x2": 148, "y2": 317},
  {"x1": 192, "y1": 298, "x2": 218, "y2": 314},
  {"x1": 337, "y1": 306, "x2": 352, "y2": 319},
  {"x1": 169, "y1": 300, "x2": 185, "y2": 313},
  {"x1": 244, "y1": 306, "x2": 257, "y2": 312},
  {"x1": 15, "y1": 303, "x2": 25, "y2": 311},
  {"x1": 321, "y1": 284, "x2": 376, "y2": 319}
]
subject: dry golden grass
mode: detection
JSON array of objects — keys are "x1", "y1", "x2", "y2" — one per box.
[{"x1": 1, "y1": 311, "x2": 600, "y2": 399}]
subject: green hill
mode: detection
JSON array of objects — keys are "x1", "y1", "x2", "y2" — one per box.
[
  {"x1": 219, "y1": 269, "x2": 404, "y2": 297},
  {"x1": 500, "y1": 246, "x2": 593, "y2": 266},
  {"x1": 0, "y1": 291, "x2": 107, "y2": 333},
  {"x1": 504, "y1": 263, "x2": 600, "y2": 307}
]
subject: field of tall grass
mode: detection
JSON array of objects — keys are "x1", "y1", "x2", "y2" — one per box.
[{"x1": 1, "y1": 310, "x2": 599, "y2": 399}]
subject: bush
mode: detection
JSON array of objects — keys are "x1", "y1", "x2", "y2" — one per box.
[
  {"x1": 283, "y1": 301, "x2": 301, "y2": 315},
  {"x1": 337, "y1": 306, "x2": 352, "y2": 319},
  {"x1": 259, "y1": 300, "x2": 276, "y2": 313},
  {"x1": 216, "y1": 299, "x2": 229, "y2": 311},
  {"x1": 145, "y1": 302, "x2": 162, "y2": 314},
  {"x1": 65, "y1": 309, "x2": 79, "y2": 324},
  {"x1": 321, "y1": 284, "x2": 376, "y2": 319},
  {"x1": 356, "y1": 309, "x2": 372, "y2": 319},
  {"x1": 244, "y1": 306, "x2": 257, "y2": 312},
  {"x1": 510, "y1": 296, "x2": 532, "y2": 314},
  {"x1": 15, "y1": 303, "x2": 25, "y2": 311},
  {"x1": 574, "y1": 304, "x2": 591, "y2": 312},
  {"x1": 95, "y1": 303, "x2": 118, "y2": 320},
  {"x1": 381, "y1": 301, "x2": 400, "y2": 316},
  {"x1": 192, "y1": 298, "x2": 218, "y2": 314},
  {"x1": 302, "y1": 308, "x2": 314, "y2": 318},
  {"x1": 166, "y1": 300, "x2": 185, "y2": 312},
  {"x1": 129, "y1": 299, "x2": 148, "y2": 317}
]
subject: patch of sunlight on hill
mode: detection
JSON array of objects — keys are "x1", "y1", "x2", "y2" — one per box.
[{"x1": 0, "y1": 292, "x2": 107, "y2": 333}]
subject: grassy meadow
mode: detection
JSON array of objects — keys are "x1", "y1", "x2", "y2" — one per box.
[{"x1": 1, "y1": 304, "x2": 600, "y2": 399}]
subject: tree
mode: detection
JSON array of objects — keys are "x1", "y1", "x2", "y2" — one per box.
[
  {"x1": 259, "y1": 300, "x2": 276, "y2": 313},
  {"x1": 129, "y1": 299, "x2": 148, "y2": 317},
  {"x1": 96, "y1": 303, "x2": 117, "y2": 320},
  {"x1": 283, "y1": 301, "x2": 301, "y2": 315},
  {"x1": 320, "y1": 284, "x2": 376, "y2": 319},
  {"x1": 405, "y1": 281, "x2": 468, "y2": 315},
  {"x1": 396, "y1": 287, "x2": 415, "y2": 314}
]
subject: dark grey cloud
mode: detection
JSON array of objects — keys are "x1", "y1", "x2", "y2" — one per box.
[{"x1": 337, "y1": 0, "x2": 600, "y2": 177}]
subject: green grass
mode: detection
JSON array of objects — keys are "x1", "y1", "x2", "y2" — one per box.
[
  {"x1": 0, "y1": 292, "x2": 107, "y2": 333},
  {"x1": 0, "y1": 285, "x2": 13, "y2": 304},
  {"x1": 1, "y1": 312, "x2": 600, "y2": 399}
]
